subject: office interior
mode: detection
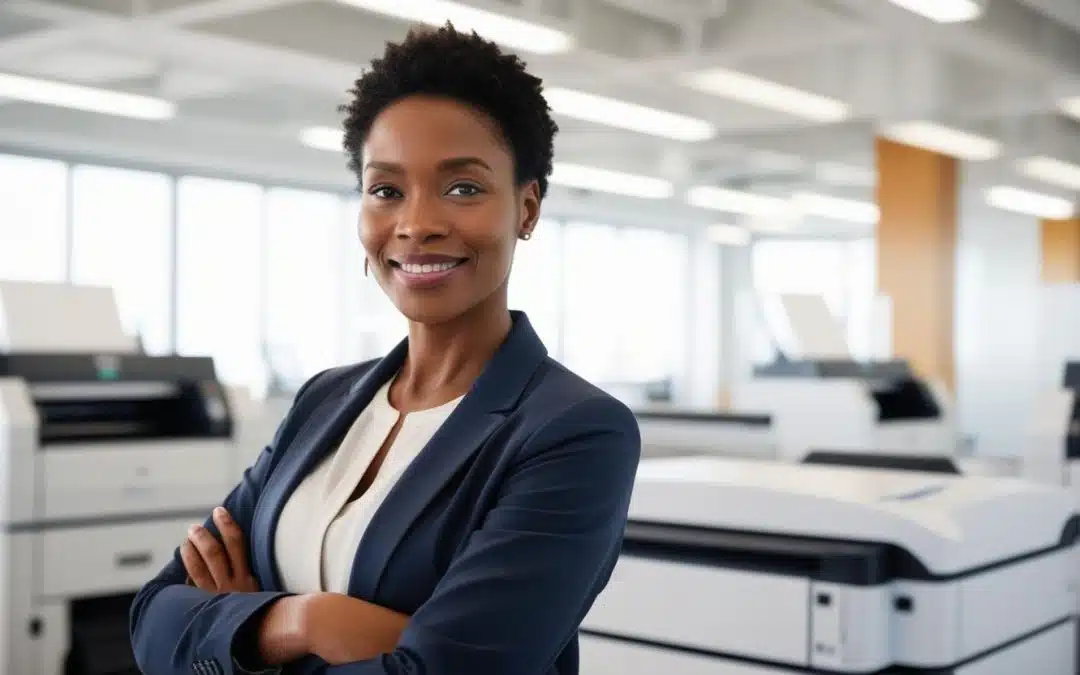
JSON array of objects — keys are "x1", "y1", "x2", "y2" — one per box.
[{"x1": 4, "y1": 0, "x2": 1080, "y2": 673}]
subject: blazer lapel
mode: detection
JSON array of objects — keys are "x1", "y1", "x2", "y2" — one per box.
[
  {"x1": 348, "y1": 311, "x2": 548, "y2": 600},
  {"x1": 252, "y1": 341, "x2": 408, "y2": 591}
]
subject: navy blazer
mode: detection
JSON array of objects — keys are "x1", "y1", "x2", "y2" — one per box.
[{"x1": 129, "y1": 312, "x2": 642, "y2": 675}]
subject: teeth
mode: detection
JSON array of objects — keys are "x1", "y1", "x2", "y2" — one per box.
[{"x1": 401, "y1": 261, "x2": 459, "y2": 274}]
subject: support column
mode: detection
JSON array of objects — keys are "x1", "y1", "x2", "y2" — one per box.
[
  {"x1": 1040, "y1": 218, "x2": 1080, "y2": 283},
  {"x1": 875, "y1": 137, "x2": 958, "y2": 390}
]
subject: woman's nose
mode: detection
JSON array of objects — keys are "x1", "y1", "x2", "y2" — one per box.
[{"x1": 395, "y1": 195, "x2": 451, "y2": 241}]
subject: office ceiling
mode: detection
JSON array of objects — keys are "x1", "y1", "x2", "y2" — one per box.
[{"x1": 1, "y1": 0, "x2": 1079, "y2": 236}]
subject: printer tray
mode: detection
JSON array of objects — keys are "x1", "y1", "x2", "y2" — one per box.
[{"x1": 65, "y1": 594, "x2": 140, "y2": 675}]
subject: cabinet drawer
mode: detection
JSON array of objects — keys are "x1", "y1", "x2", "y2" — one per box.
[
  {"x1": 583, "y1": 555, "x2": 811, "y2": 666},
  {"x1": 40, "y1": 517, "x2": 194, "y2": 598},
  {"x1": 41, "y1": 440, "x2": 232, "y2": 519}
]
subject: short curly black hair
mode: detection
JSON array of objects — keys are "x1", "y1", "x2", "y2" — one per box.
[{"x1": 340, "y1": 23, "x2": 558, "y2": 199}]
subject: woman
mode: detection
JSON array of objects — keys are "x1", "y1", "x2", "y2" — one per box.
[{"x1": 129, "y1": 23, "x2": 642, "y2": 675}]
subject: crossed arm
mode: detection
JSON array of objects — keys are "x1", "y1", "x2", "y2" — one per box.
[
  {"x1": 180, "y1": 506, "x2": 407, "y2": 668},
  {"x1": 129, "y1": 395, "x2": 641, "y2": 675}
]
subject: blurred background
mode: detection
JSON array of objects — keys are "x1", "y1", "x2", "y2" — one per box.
[
  {"x1": 6, "y1": 1, "x2": 1080, "y2": 672},
  {"x1": 5, "y1": 0, "x2": 1080, "y2": 455}
]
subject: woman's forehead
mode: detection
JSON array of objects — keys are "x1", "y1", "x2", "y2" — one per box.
[{"x1": 364, "y1": 96, "x2": 513, "y2": 170}]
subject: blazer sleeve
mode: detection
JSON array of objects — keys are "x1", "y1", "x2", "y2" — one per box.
[
  {"x1": 323, "y1": 395, "x2": 642, "y2": 675},
  {"x1": 128, "y1": 368, "x2": 339, "y2": 675}
]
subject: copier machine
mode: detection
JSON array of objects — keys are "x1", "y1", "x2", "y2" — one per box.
[
  {"x1": 734, "y1": 358, "x2": 956, "y2": 461},
  {"x1": 731, "y1": 292, "x2": 956, "y2": 461},
  {"x1": 581, "y1": 456, "x2": 1080, "y2": 674},
  {"x1": 0, "y1": 281, "x2": 253, "y2": 675}
]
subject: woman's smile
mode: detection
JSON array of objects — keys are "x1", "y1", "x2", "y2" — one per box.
[{"x1": 388, "y1": 253, "x2": 470, "y2": 290}]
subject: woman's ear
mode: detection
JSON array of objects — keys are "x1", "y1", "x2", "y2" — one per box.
[{"x1": 518, "y1": 180, "x2": 541, "y2": 238}]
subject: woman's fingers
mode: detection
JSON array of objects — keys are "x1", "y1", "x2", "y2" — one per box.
[
  {"x1": 213, "y1": 507, "x2": 251, "y2": 579},
  {"x1": 187, "y1": 523, "x2": 231, "y2": 588},
  {"x1": 180, "y1": 538, "x2": 216, "y2": 591}
]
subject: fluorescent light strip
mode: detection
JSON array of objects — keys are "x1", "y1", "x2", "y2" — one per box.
[
  {"x1": 706, "y1": 224, "x2": 750, "y2": 246},
  {"x1": 544, "y1": 87, "x2": 715, "y2": 142},
  {"x1": 686, "y1": 186, "x2": 792, "y2": 216},
  {"x1": 300, "y1": 126, "x2": 344, "y2": 152},
  {"x1": 681, "y1": 68, "x2": 848, "y2": 123},
  {"x1": 1018, "y1": 156, "x2": 1080, "y2": 192},
  {"x1": 887, "y1": 0, "x2": 982, "y2": 23},
  {"x1": 986, "y1": 185, "x2": 1075, "y2": 220},
  {"x1": 550, "y1": 163, "x2": 673, "y2": 199},
  {"x1": 0, "y1": 71, "x2": 174, "y2": 120},
  {"x1": 1060, "y1": 96, "x2": 1080, "y2": 122},
  {"x1": 793, "y1": 192, "x2": 879, "y2": 224},
  {"x1": 882, "y1": 121, "x2": 1000, "y2": 161},
  {"x1": 333, "y1": 0, "x2": 571, "y2": 54}
]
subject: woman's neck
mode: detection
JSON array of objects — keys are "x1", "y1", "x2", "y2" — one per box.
[{"x1": 389, "y1": 294, "x2": 512, "y2": 411}]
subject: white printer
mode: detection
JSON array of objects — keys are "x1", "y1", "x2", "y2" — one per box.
[
  {"x1": 0, "y1": 281, "x2": 252, "y2": 675},
  {"x1": 733, "y1": 292, "x2": 956, "y2": 460},
  {"x1": 581, "y1": 456, "x2": 1079, "y2": 674},
  {"x1": 735, "y1": 357, "x2": 956, "y2": 460}
]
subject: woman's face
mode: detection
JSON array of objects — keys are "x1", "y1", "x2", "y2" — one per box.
[{"x1": 359, "y1": 95, "x2": 540, "y2": 325}]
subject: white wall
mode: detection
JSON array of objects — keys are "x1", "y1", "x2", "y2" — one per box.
[{"x1": 954, "y1": 168, "x2": 1042, "y2": 456}]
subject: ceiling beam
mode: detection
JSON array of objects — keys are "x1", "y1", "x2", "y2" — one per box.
[{"x1": 824, "y1": 0, "x2": 1080, "y2": 81}]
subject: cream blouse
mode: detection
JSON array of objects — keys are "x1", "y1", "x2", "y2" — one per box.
[{"x1": 273, "y1": 378, "x2": 463, "y2": 594}]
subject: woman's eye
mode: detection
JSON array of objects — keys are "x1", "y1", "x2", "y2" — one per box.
[
  {"x1": 371, "y1": 185, "x2": 401, "y2": 199},
  {"x1": 448, "y1": 183, "x2": 482, "y2": 197}
]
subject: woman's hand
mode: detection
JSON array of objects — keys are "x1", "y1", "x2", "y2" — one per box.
[
  {"x1": 181, "y1": 506, "x2": 260, "y2": 593},
  {"x1": 300, "y1": 592, "x2": 409, "y2": 665}
]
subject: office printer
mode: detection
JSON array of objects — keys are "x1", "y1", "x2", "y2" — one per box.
[
  {"x1": 734, "y1": 357, "x2": 955, "y2": 460},
  {"x1": 581, "y1": 456, "x2": 1079, "y2": 674},
  {"x1": 0, "y1": 281, "x2": 250, "y2": 675}
]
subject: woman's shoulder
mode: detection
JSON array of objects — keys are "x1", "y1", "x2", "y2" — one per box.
[{"x1": 518, "y1": 358, "x2": 642, "y2": 445}]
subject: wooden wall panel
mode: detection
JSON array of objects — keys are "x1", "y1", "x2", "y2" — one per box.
[
  {"x1": 875, "y1": 138, "x2": 958, "y2": 390},
  {"x1": 1040, "y1": 218, "x2": 1080, "y2": 283}
]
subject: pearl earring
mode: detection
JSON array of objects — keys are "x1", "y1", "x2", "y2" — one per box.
[{"x1": 520, "y1": 232, "x2": 532, "y2": 241}]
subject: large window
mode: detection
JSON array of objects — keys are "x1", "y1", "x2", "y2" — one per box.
[
  {"x1": 752, "y1": 239, "x2": 848, "y2": 315},
  {"x1": 264, "y1": 187, "x2": 346, "y2": 381},
  {"x1": 70, "y1": 165, "x2": 173, "y2": 354},
  {"x1": 0, "y1": 153, "x2": 710, "y2": 405},
  {"x1": 175, "y1": 177, "x2": 264, "y2": 389},
  {"x1": 562, "y1": 223, "x2": 620, "y2": 382},
  {"x1": 0, "y1": 154, "x2": 68, "y2": 283},
  {"x1": 751, "y1": 238, "x2": 877, "y2": 360},
  {"x1": 508, "y1": 219, "x2": 562, "y2": 355},
  {"x1": 617, "y1": 227, "x2": 688, "y2": 382},
  {"x1": 561, "y1": 222, "x2": 689, "y2": 390}
]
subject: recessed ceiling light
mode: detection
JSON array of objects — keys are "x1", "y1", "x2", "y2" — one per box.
[
  {"x1": 550, "y1": 163, "x2": 674, "y2": 199},
  {"x1": 882, "y1": 121, "x2": 1000, "y2": 161},
  {"x1": 333, "y1": 0, "x2": 572, "y2": 54},
  {"x1": 986, "y1": 185, "x2": 1075, "y2": 220},
  {"x1": 886, "y1": 0, "x2": 982, "y2": 23},
  {"x1": 681, "y1": 67, "x2": 848, "y2": 123},
  {"x1": 544, "y1": 87, "x2": 715, "y2": 142},
  {"x1": 1017, "y1": 156, "x2": 1080, "y2": 192},
  {"x1": 0, "y1": 71, "x2": 174, "y2": 120}
]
